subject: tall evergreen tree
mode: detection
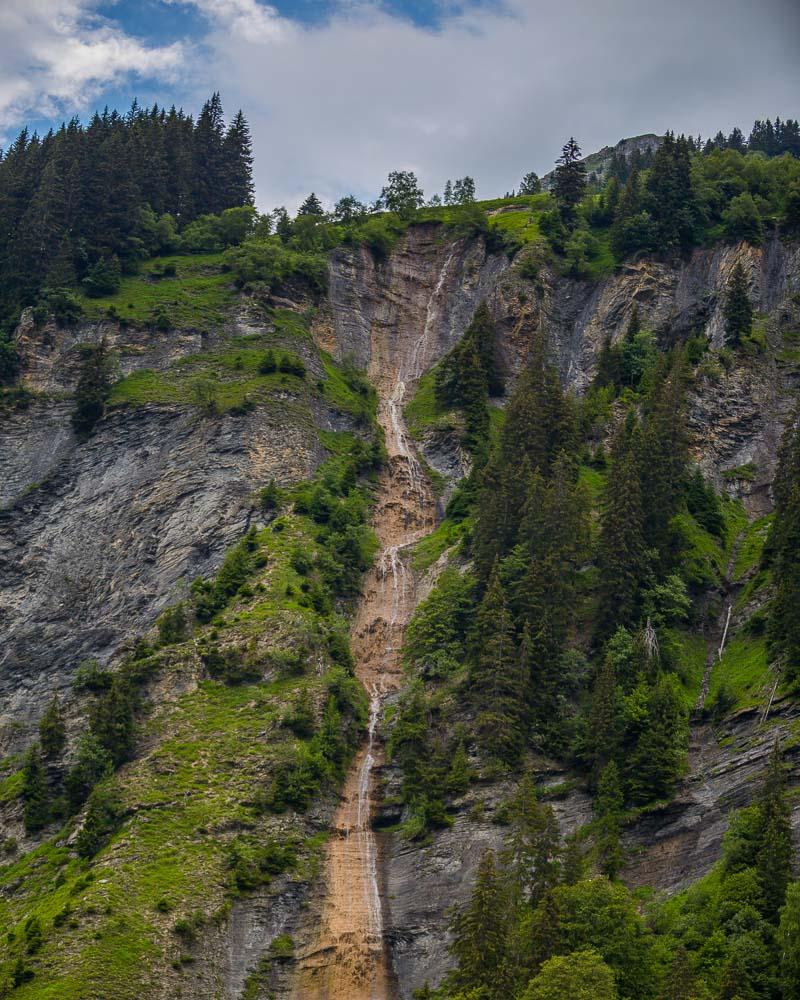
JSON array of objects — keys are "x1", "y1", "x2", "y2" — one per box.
[
  {"x1": 21, "y1": 744, "x2": 49, "y2": 832},
  {"x1": 447, "y1": 850, "x2": 514, "y2": 1000},
  {"x1": 768, "y1": 407, "x2": 800, "y2": 683},
  {"x1": 71, "y1": 339, "x2": 113, "y2": 435},
  {"x1": 595, "y1": 761, "x2": 624, "y2": 879},
  {"x1": 501, "y1": 773, "x2": 562, "y2": 904},
  {"x1": 39, "y1": 697, "x2": 66, "y2": 759},
  {"x1": 553, "y1": 137, "x2": 587, "y2": 225},
  {"x1": 223, "y1": 110, "x2": 254, "y2": 207},
  {"x1": 596, "y1": 418, "x2": 650, "y2": 637},
  {"x1": 755, "y1": 739, "x2": 793, "y2": 923},
  {"x1": 193, "y1": 92, "x2": 227, "y2": 216},
  {"x1": 723, "y1": 261, "x2": 754, "y2": 347},
  {"x1": 469, "y1": 563, "x2": 527, "y2": 763}
]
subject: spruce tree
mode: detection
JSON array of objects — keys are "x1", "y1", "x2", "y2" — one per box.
[
  {"x1": 22, "y1": 744, "x2": 49, "y2": 832},
  {"x1": 223, "y1": 110, "x2": 254, "y2": 206},
  {"x1": 596, "y1": 418, "x2": 650, "y2": 637},
  {"x1": 723, "y1": 261, "x2": 754, "y2": 347},
  {"x1": 553, "y1": 137, "x2": 587, "y2": 225},
  {"x1": 755, "y1": 739, "x2": 793, "y2": 923},
  {"x1": 779, "y1": 882, "x2": 800, "y2": 1000},
  {"x1": 39, "y1": 697, "x2": 66, "y2": 759},
  {"x1": 595, "y1": 761, "x2": 624, "y2": 879},
  {"x1": 71, "y1": 339, "x2": 113, "y2": 435},
  {"x1": 501, "y1": 773, "x2": 562, "y2": 904},
  {"x1": 768, "y1": 408, "x2": 800, "y2": 682},
  {"x1": 469, "y1": 563, "x2": 527, "y2": 764},
  {"x1": 588, "y1": 654, "x2": 620, "y2": 784},
  {"x1": 193, "y1": 92, "x2": 227, "y2": 216},
  {"x1": 447, "y1": 850, "x2": 513, "y2": 999},
  {"x1": 298, "y1": 192, "x2": 324, "y2": 217}
]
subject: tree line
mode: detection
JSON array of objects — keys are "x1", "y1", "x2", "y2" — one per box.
[{"x1": 0, "y1": 93, "x2": 253, "y2": 338}]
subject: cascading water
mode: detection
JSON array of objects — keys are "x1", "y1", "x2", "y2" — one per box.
[{"x1": 291, "y1": 284, "x2": 440, "y2": 999}]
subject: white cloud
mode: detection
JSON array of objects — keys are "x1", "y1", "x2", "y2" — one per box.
[
  {"x1": 176, "y1": 0, "x2": 800, "y2": 211},
  {"x1": 0, "y1": 0, "x2": 184, "y2": 137}
]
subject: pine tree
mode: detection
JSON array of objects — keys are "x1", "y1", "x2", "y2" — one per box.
[
  {"x1": 519, "y1": 172, "x2": 541, "y2": 195},
  {"x1": 71, "y1": 338, "x2": 113, "y2": 435},
  {"x1": 22, "y1": 744, "x2": 49, "y2": 832},
  {"x1": 723, "y1": 261, "x2": 753, "y2": 347},
  {"x1": 553, "y1": 137, "x2": 587, "y2": 225},
  {"x1": 755, "y1": 739, "x2": 793, "y2": 923},
  {"x1": 193, "y1": 92, "x2": 227, "y2": 216},
  {"x1": 447, "y1": 850, "x2": 513, "y2": 999},
  {"x1": 223, "y1": 110, "x2": 254, "y2": 207},
  {"x1": 779, "y1": 882, "x2": 800, "y2": 1000},
  {"x1": 639, "y1": 352, "x2": 689, "y2": 562},
  {"x1": 39, "y1": 697, "x2": 66, "y2": 759},
  {"x1": 595, "y1": 761, "x2": 624, "y2": 879},
  {"x1": 596, "y1": 418, "x2": 650, "y2": 637},
  {"x1": 469, "y1": 563, "x2": 527, "y2": 763},
  {"x1": 298, "y1": 192, "x2": 324, "y2": 217},
  {"x1": 588, "y1": 655, "x2": 620, "y2": 783},
  {"x1": 768, "y1": 408, "x2": 800, "y2": 682},
  {"x1": 501, "y1": 773, "x2": 562, "y2": 904}
]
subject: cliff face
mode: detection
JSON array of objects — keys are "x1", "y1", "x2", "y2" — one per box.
[
  {"x1": 319, "y1": 225, "x2": 800, "y2": 998},
  {"x1": 0, "y1": 308, "x2": 342, "y2": 756},
  {"x1": 2, "y1": 221, "x2": 799, "y2": 999}
]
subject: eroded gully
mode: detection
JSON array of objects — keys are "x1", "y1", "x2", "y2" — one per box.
[{"x1": 291, "y1": 304, "x2": 442, "y2": 998}]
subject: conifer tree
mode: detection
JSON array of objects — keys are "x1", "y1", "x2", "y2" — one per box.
[
  {"x1": 768, "y1": 408, "x2": 800, "y2": 682},
  {"x1": 638, "y1": 352, "x2": 689, "y2": 562},
  {"x1": 469, "y1": 563, "x2": 527, "y2": 763},
  {"x1": 595, "y1": 761, "x2": 624, "y2": 879},
  {"x1": 588, "y1": 654, "x2": 620, "y2": 783},
  {"x1": 39, "y1": 697, "x2": 66, "y2": 759},
  {"x1": 193, "y1": 92, "x2": 227, "y2": 216},
  {"x1": 71, "y1": 339, "x2": 113, "y2": 435},
  {"x1": 298, "y1": 192, "x2": 324, "y2": 217},
  {"x1": 519, "y1": 172, "x2": 541, "y2": 195},
  {"x1": 22, "y1": 744, "x2": 49, "y2": 832},
  {"x1": 553, "y1": 137, "x2": 587, "y2": 225},
  {"x1": 723, "y1": 261, "x2": 753, "y2": 347},
  {"x1": 501, "y1": 773, "x2": 562, "y2": 904},
  {"x1": 447, "y1": 850, "x2": 513, "y2": 999},
  {"x1": 223, "y1": 110, "x2": 254, "y2": 207},
  {"x1": 596, "y1": 418, "x2": 650, "y2": 637},
  {"x1": 779, "y1": 882, "x2": 800, "y2": 1000},
  {"x1": 755, "y1": 739, "x2": 793, "y2": 923}
]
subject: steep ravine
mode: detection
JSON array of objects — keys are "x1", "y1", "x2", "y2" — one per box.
[{"x1": 291, "y1": 268, "x2": 440, "y2": 998}]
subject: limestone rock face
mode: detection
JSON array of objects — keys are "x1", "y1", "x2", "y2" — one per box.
[
  {"x1": 317, "y1": 227, "x2": 800, "y2": 998},
  {"x1": 0, "y1": 313, "x2": 336, "y2": 755}
]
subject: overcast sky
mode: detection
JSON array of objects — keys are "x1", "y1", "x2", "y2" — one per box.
[{"x1": 1, "y1": 0, "x2": 799, "y2": 211}]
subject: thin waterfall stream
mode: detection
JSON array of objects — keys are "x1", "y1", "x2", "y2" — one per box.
[{"x1": 291, "y1": 306, "x2": 440, "y2": 999}]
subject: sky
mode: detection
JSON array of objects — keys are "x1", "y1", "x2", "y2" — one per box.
[{"x1": 1, "y1": 0, "x2": 799, "y2": 211}]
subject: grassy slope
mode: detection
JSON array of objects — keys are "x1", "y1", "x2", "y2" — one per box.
[
  {"x1": 79, "y1": 253, "x2": 234, "y2": 329},
  {"x1": 0, "y1": 308, "x2": 378, "y2": 996}
]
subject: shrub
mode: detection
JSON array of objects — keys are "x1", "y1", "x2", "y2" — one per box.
[
  {"x1": 157, "y1": 604, "x2": 188, "y2": 646},
  {"x1": 83, "y1": 255, "x2": 122, "y2": 297}
]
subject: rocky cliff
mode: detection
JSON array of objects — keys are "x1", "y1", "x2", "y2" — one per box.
[
  {"x1": 2, "y1": 220, "x2": 800, "y2": 999},
  {"x1": 314, "y1": 224, "x2": 800, "y2": 997}
]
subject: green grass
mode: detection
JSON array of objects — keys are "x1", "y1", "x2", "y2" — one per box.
[
  {"x1": 673, "y1": 512, "x2": 727, "y2": 587},
  {"x1": 411, "y1": 517, "x2": 470, "y2": 573},
  {"x1": 404, "y1": 369, "x2": 454, "y2": 439},
  {"x1": 0, "y1": 766, "x2": 23, "y2": 804},
  {"x1": 732, "y1": 514, "x2": 773, "y2": 581},
  {"x1": 79, "y1": 253, "x2": 235, "y2": 329},
  {"x1": 707, "y1": 635, "x2": 772, "y2": 712},
  {"x1": 666, "y1": 630, "x2": 708, "y2": 709},
  {"x1": 489, "y1": 210, "x2": 543, "y2": 245}
]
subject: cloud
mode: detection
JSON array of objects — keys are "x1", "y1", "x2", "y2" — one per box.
[
  {"x1": 0, "y1": 0, "x2": 184, "y2": 136},
  {"x1": 177, "y1": 0, "x2": 800, "y2": 210}
]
